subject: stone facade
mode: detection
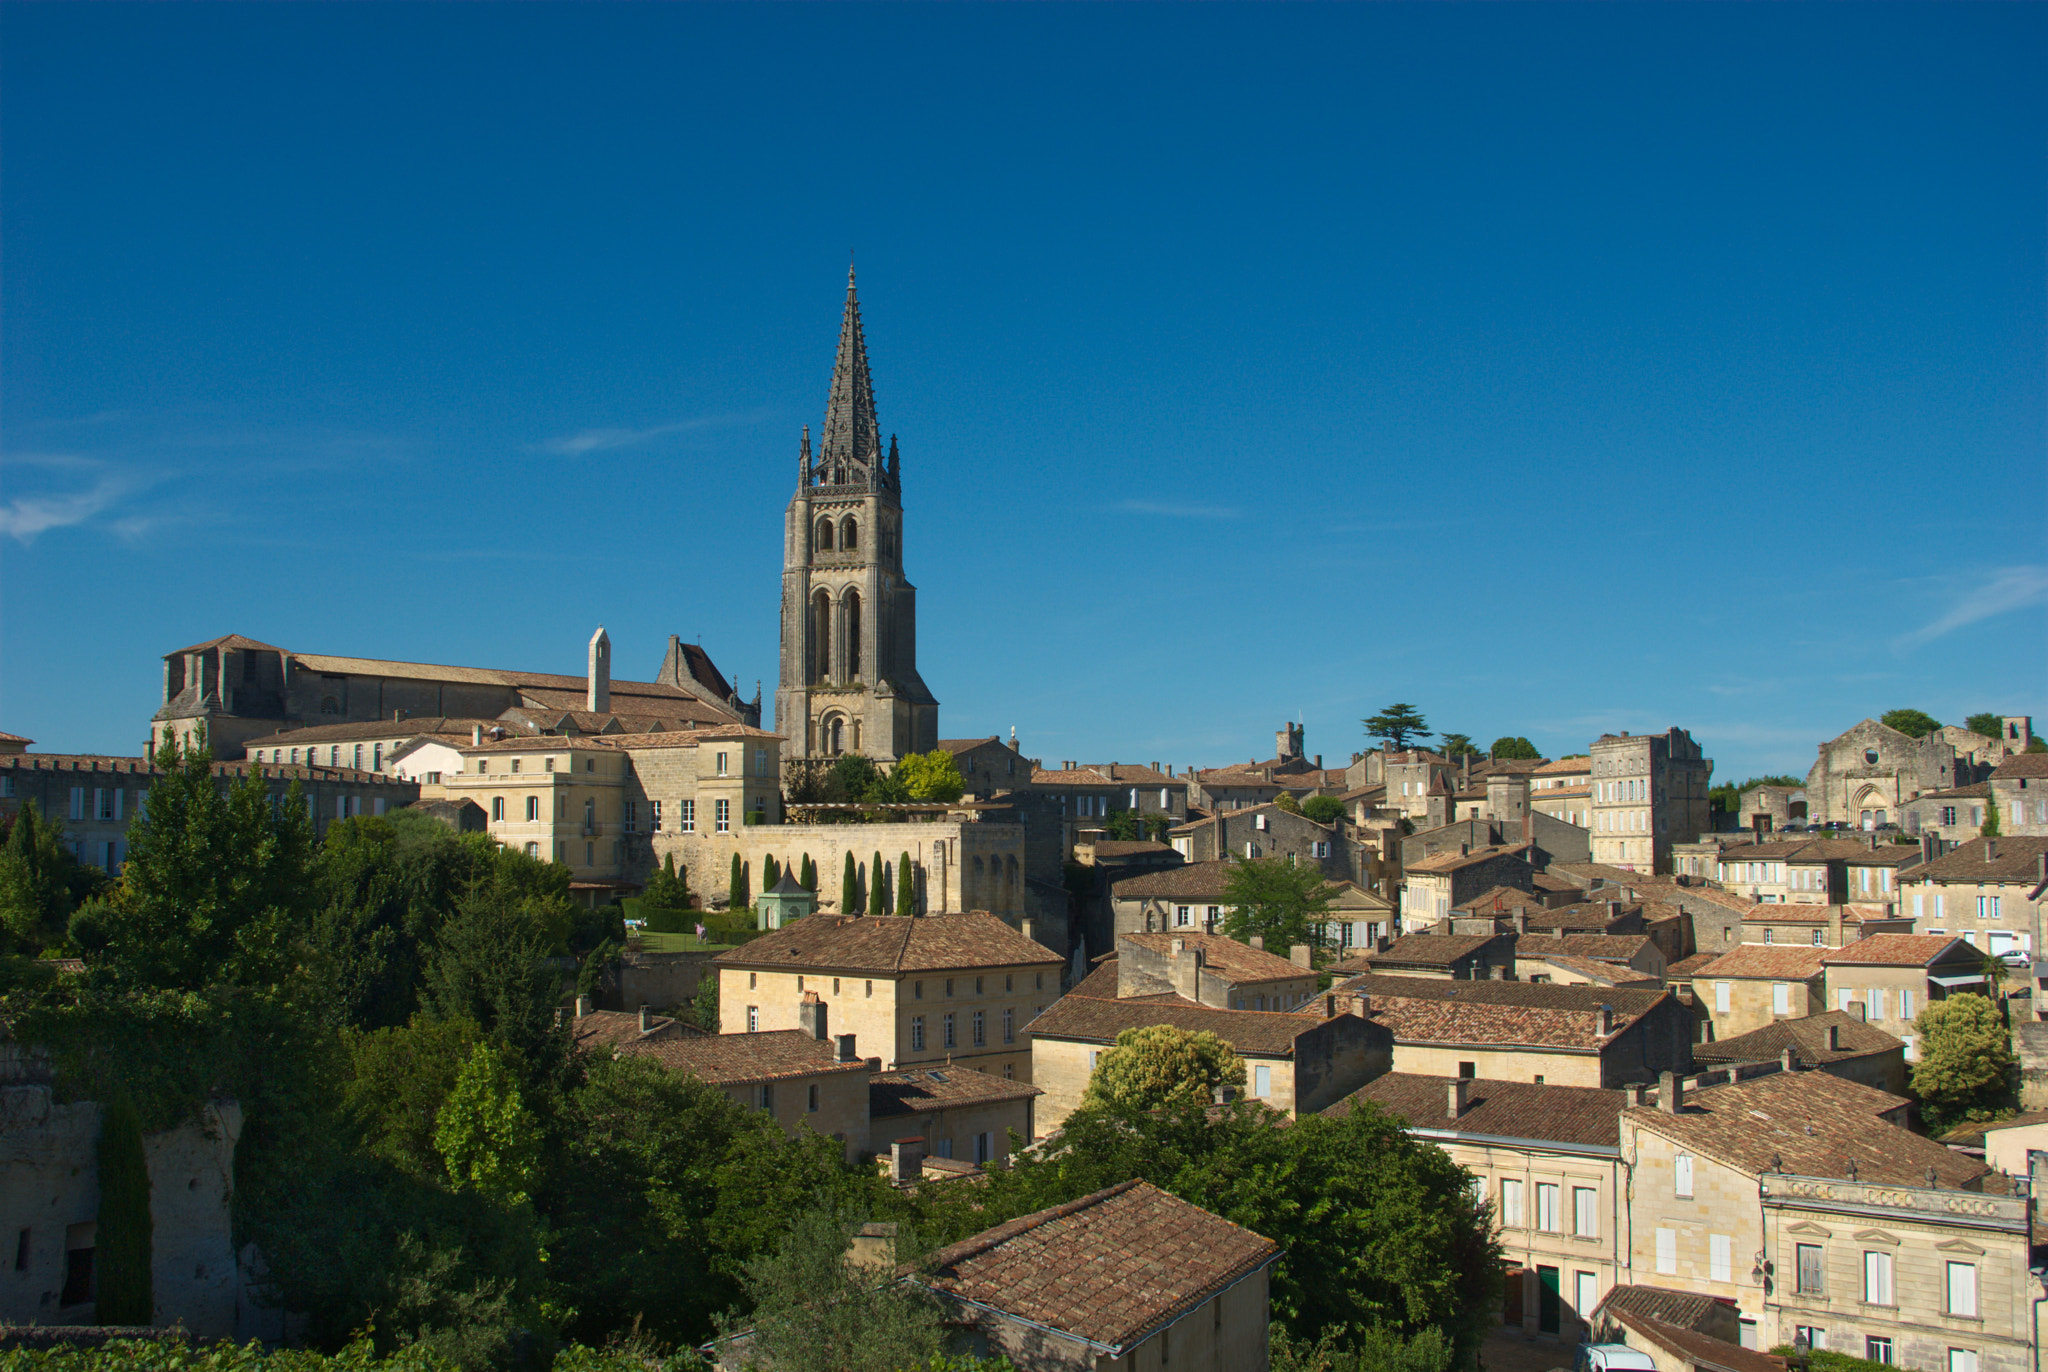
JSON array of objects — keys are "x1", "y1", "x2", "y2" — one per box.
[
  {"x1": 1804, "y1": 720, "x2": 1968, "y2": 830},
  {"x1": 1988, "y1": 755, "x2": 2048, "y2": 838},
  {"x1": 1168, "y1": 804, "x2": 1353, "y2": 882},
  {"x1": 1900, "y1": 837, "x2": 2048, "y2": 969},
  {"x1": 1589, "y1": 729, "x2": 1713, "y2": 874},
  {"x1": 775, "y1": 271, "x2": 938, "y2": 767}
]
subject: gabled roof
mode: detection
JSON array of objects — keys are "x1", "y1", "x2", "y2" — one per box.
[
  {"x1": 1596, "y1": 1284, "x2": 1738, "y2": 1335},
  {"x1": 1529, "y1": 956, "x2": 1661, "y2": 988},
  {"x1": 1914, "y1": 836, "x2": 2048, "y2": 884},
  {"x1": 1031, "y1": 767, "x2": 1118, "y2": 787},
  {"x1": 1362, "y1": 933, "x2": 1503, "y2": 968},
  {"x1": 1110, "y1": 860, "x2": 1238, "y2": 902},
  {"x1": 938, "y1": 736, "x2": 1001, "y2": 754},
  {"x1": 1991, "y1": 754, "x2": 2048, "y2": 780},
  {"x1": 1333, "y1": 974, "x2": 1668, "y2": 1051},
  {"x1": 1691, "y1": 945, "x2": 1826, "y2": 980},
  {"x1": 1119, "y1": 931, "x2": 1308, "y2": 984},
  {"x1": 242, "y1": 717, "x2": 506, "y2": 748},
  {"x1": 870, "y1": 1065, "x2": 1040, "y2": 1118},
  {"x1": 1819, "y1": 934, "x2": 1972, "y2": 968},
  {"x1": 918, "y1": 1180, "x2": 1280, "y2": 1356},
  {"x1": 1691, "y1": 1011, "x2": 1902, "y2": 1068},
  {"x1": 167, "y1": 632, "x2": 290, "y2": 656},
  {"x1": 1327, "y1": 1072, "x2": 1625, "y2": 1146},
  {"x1": 1027, "y1": 994, "x2": 1321, "y2": 1056},
  {"x1": 616, "y1": 1030, "x2": 869, "y2": 1087},
  {"x1": 1406, "y1": 843, "x2": 1533, "y2": 874},
  {"x1": 1068, "y1": 956, "x2": 1122, "y2": 1000},
  {"x1": 712, "y1": 913, "x2": 1063, "y2": 974},
  {"x1": 1605, "y1": 1307, "x2": 1785, "y2": 1372}
]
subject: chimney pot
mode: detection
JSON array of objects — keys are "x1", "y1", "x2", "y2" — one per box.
[
  {"x1": 1448, "y1": 1078, "x2": 1472, "y2": 1118},
  {"x1": 1597, "y1": 1003, "x2": 1613, "y2": 1036},
  {"x1": 1625, "y1": 1084, "x2": 1645, "y2": 1106},
  {"x1": 799, "y1": 992, "x2": 828, "y2": 1041},
  {"x1": 1351, "y1": 992, "x2": 1370, "y2": 1017},
  {"x1": 889, "y1": 1138, "x2": 925, "y2": 1183},
  {"x1": 1290, "y1": 943, "x2": 1312, "y2": 969}
]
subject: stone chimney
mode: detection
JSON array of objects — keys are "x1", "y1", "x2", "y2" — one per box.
[
  {"x1": 1249, "y1": 934, "x2": 1265, "y2": 952},
  {"x1": 1021, "y1": 917, "x2": 1036, "y2": 944},
  {"x1": 1321, "y1": 992, "x2": 1338, "y2": 1018},
  {"x1": 1624, "y1": 1084, "x2": 1646, "y2": 1107},
  {"x1": 1290, "y1": 943, "x2": 1312, "y2": 969},
  {"x1": 1986, "y1": 838, "x2": 1999, "y2": 862},
  {"x1": 1448, "y1": 1078, "x2": 1472, "y2": 1118},
  {"x1": 1597, "y1": 1004, "x2": 1613, "y2": 1036},
  {"x1": 1781, "y1": 1048, "x2": 1795, "y2": 1072},
  {"x1": 847, "y1": 1220, "x2": 899, "y2": 1268},
  {"x1": 587, "y1": 625, "x2": 611, "y2": 714},
  {"x1": 1659, "y1": 1070, "x2": 1684, "y2": 1114},
  {"x1": 1350, "y1": 993, "x2": 1370, "y2": 1017},
  {"x1": 888, "y1": 1140, "x2": 924, "y2": 1184},
  {"x1": 799, "y1": 990, "x2": 828, "y2": 1040},
  {"x1": 1514, "y1": 910, "x2": 1528, "y2": 935},
  {"x1": 638, "y1": 1005, "x2": 652, "y2": 1032},
  {"x1": 1827, "y1": 1023, "x2": 1841, "y2": 1051},
  {"x1": 574, "y1": 994, "x2": 592, "y2": 1018},
  {"x1": 472, "y1": 724, "x2": 484, "y2": 745},
  {"x1": 836, "y1": 1032, "x2": 859, "y2": 1063},
  {"x1": 1172, "y1": 946, "x2": 1205, "y2": 1001}
]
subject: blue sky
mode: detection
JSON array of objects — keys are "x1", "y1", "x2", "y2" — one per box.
[{"x1": 3, "y1": 3, "x2": 2042, "y2": 783}]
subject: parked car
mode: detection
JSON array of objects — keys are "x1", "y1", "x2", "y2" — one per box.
[{"x1": 1576, "y1": 1346, "x2": 1659, "y2": 1372}]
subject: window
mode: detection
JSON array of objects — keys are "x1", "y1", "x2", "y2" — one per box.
[
  {"x1": 1500, "y1": 1179, "x2": 1524, "y2": 1228},
  {"x1": 525, "y1": 796, "x2": 539, "y2": 821},
  {"x1": 1253, "y1": 1064, "x2": 1273, "y2": 1097},
  {"x1": 755, "y1": 749, "x2": 769, "y2": 777},
  {"x1": 545, "y1": 756, "x2": 556, "y2": 772},
  {"x1": 1864, "y1": 1250, "x2": 1895, "y2": 1306},
  {"x1": 1535, "y1": 1183, "x2": 1560, "y2": 1232},
  {"x1": 679, "y1": 799, "x2": 695, "y2": 833},
  {"x1": 1796, "y1": 1328, "x2": 1828, "y2": 1352},
  {"x1": 715, "y1": 799, "x2": 730, "y2": 833},
  {"x1": 945, "y1": 978, "x2": 954, "y2": 996},
  {"x1": 1312, "y1": 841, "x2": 1330, "y2": 859},
  {"x1": 1715, "y1": 983, "x2": 1731, "y2": 1014},
  {"x1": 1710, "y1": 1233, "x2": 1732, "y2": 1283},
  {"x1": 1869, "y1": 988, "x2": 1887, "y2": 1021},
  {"x1": 510, "y1": 758, "x2": 521, "y2": 773},
  {"x1": 807, "y1": 1084, "x2": 819, "y2": 1113},
  {"x1": 1949, "y1": 1353, "x2": 1977, "y2": 1372},
  {"x1": 972, "y1": 1010, "x2": 985, "y2": 1046},
  {"x1": 651, "y1": 800, "x2": 662, "y2": 832},
  {"x1": 1177, "y1": 905, "x2": 1192, "y2": 926},
  {"x1": 1946, "y1": 1262, "x2": 1977, "y2": 1317},
  {"x1": 757, "y1": 1084, "x2": 774, "y2": 1111},
  {"x1": 1575, "y1": 1272, "x2": 1599, "y2": 1328},
  {"x1": 1764, "y1": 928, "x2": 1775, "y2": 944},
  {"x1": 1979, "y1": 896, "x2": 2002, "y2": 920},
  {"x1": 492, "y1": 797, "x2": 505, "y2": 822},
  {"x1": 68, "y1": 787, "x2": 84, "y2": 820},
  {"x1": 943, "y1": 1013, "x2": 956, "y2": 1049},
  {"x1": 1003, "y1": 1008, "x2": 1014, "y2": 1043},
  {"x1": 865, "y1": 980, "x2": 873, "y2": 997},
  {"x1": 526, "y1": 842, "x2": 539, "y2": 857},
  {"x1": 623, "y1": 800, "x2": 638, "y2": 833},
  {"x1": 1674, "y1": 1153, "x2": 1694, "y2": 1198},
  {"x1": 1772, "y1": 982, "x2": 1792, "y2": 1016},
  {"x1": 1797, "y1": 1243, "x2": 1825, "y2": 1294},
  {"x1": 1573, "y1": 1187, "x2": 1598, "y2": 1238},
  {"x1": 1900, "y1": 988, "x2": 1914, "y2": 1019},
  {"x1": 1866, "y1": 1338, "x2": 1893, "y2": 1365},
  {"x1": 749, "y1": 972, "x2": 757, "y2": 988},
  {"x1": 716, "y1": 751, "x2": 730, "y2": 775},
  {"x1": 911, "y1": 1016, "x2": 926, "y2": 1051},
  {"x1": 914, "y1": 980, "x2": 923, "y2": 999},
  {"x1": 746, "y1": 1005, "x2": 759, "y2": 1032},
  {"x1": 1655, "y1": 1227, "x2": 1677, "y2": 1275}
]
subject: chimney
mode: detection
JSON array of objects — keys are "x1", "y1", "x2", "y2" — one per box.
[
  {"x1": 1491, "y1": 963, "x2": 1507, "y2": 980},
  {"x1": 638, "y1": 1004, "x2": 652, "y2": 1032},
  {"x1": 1849, "y1": 1000, "x2": 1867, "y2": 1022},
  {"x1": 1172, "y1": 946, "x2": 1204, "y2": 1001},
  {"x1": 1321, "y1": 992, "x2": 1338, "y2": 1018},
  {"x1": 1781, "y1": 1048, "x2": 1795, "y2": 1072},
  {"x1": 587, "y1": 625, "x2": 611, "y2": 714},
  {"x1": 1448, "y1": 1078, "x2": 1472, "y2": 1118},
  {"x1": 1625, "y1": 1084, "x2": 1646, "y2": 1107},
  {"x1": 1350, "y1": 993, "x2": 1370, "y2": 1017},
  {"x1": 889, "y1": 1140, "x2": 925, "y2": 1183},
  {"x1": 1597, "y1": 1004, "x2": 1613, "y2": 1036},
  {"x1": 836, "y1": 1032, "x2": 858, "y2": 1063},
  {"x1": 847, "y1": 1220, "x2": 899, "y2": 1268},
  {"x1": 1021, "y1": 917, "x2": 1036, "y2": 944},
  {"x1": 472, "y1": 724, "x2": 484, "y2": 745},
  {"x1": 799, "y1": 990, "x2": 828, "y2": 1040},
  {"x1": 1290, "y1": 943, "x2": 1312, "y2": 969},
  {"x1": 574, "y1": 994, "x2": 592, "y2": 1018},
  {"x1": 1986, "y1": 838, "x2": 1998, "y2": 862},
  {"x1": 1827, "y1": 1023, "x2": 1841, "y2": 1051},
  {"x1": 1659, "y1": 1070, "x2": 1684, "y2": 1114},
  {"x1": 1249, "y1": 934, "x2": 1265, "y2": 951},
  {"x1": 1514, "y1": 910, "x2": 1528, "y2": 935}
]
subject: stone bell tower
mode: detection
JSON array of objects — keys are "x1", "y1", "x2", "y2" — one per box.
[{"x1": 774, "y1": 268, "x2": 939, "y2": 766}]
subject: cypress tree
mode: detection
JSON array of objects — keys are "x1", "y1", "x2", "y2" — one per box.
[
  {"x1": 800, "y1": 854, "x2": 816, "y2": 892},
  {"x1": 95, "y1": 1092, "x2": 153, "y2": 1326},
  {"x1": 869, "y1": 850, "x2": 887, "y2": 917},
  {"x1": 729, "y1": 853, "x2": 751, "y2": 911},
  {"x1": 763, "y1": 855, "x2": 781, "y2": 890},
  {"x1": 896, "y1": 853, "x2": 915, "y2": 917},
  {"x1": 842, "y1": 852, "x2": 861, "y2": 915}
]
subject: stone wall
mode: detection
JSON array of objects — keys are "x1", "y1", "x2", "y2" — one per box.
[{"x1": 650, "y1": 819, "x2": 1026, "y2": 921}]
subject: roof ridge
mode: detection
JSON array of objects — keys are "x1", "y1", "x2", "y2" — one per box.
[{"x1": 920, "y1": 1178, "x2": 1148, "y2": 1275}]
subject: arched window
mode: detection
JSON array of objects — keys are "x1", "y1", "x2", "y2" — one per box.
[
  {"x1": 812, "y1": 590, "x2": 832, "y2": 682},
  {"x1": 815, "y1": 517, "x2": 834, "y2": 552},
  {"x1": 845, "y1": 590, "x2": 862, "y2": 679},
  {"x1": 841, "y1": 516, "x2": 858, "y2": 551},
  {"x1": 828, "y1": 716, "x2": 845, "y2": 755},
  {"x1": 851, "y1": 720, "x2": 861, "y2": 752}
]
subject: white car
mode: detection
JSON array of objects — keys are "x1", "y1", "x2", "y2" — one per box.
[{"x1": 1576, "y1": 1345, "x2": 1660, "y2": 1372}]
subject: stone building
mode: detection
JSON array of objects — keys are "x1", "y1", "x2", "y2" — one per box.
[
  {"x1": 1820, "y1": 935, "x2": 1986, "y2": 1060},
  {"x1": 938, "y1": 735, "x2": 1033, "y2": 797},
  {"x1": 1988, "y1": 754, "x2": 2048, "y2": 837},
  {"x1": 150, "y1": 627, "x2": 755, "y2": 760},
  {"x1": 1706, "y1": 836, "x2": 1925, "y2": 906},
  {"x1": 1899, "y1": 784, "x2": 1994, "y2": 847},
  {"x1": 1803, "y1": 719, "x2": 1971, "y2": 831},
  {"x1": 1530, "y1": 757, "x2": 1594, "y2": 828},
  {"x1": 867, "y1": 1065, "x2": 1040, "y2": 1168},
  {"x1": 713, "y1": 912, "x2": 1063, "y2": 1082},
  {"x1": 618, "y1": 1015, "x2": 875, "y2": 1164},
  {"x1": 1589, "y1": 729, "x2": 1713, "y2": 874},
  {"x1": 1899, "y1": 837, "x2": 2048, "y2": 968},
  {"x1": 1167, "y1": 804, "x2": 1352, "y2": 882},
  {"x1": 1113, "y1": 931, "x2": 1317, "y2": 1010},
  {"x1": 775, "y1": 269, "x2": 939, "y2": 767},
  {"x1": 1691, "y1": 944, "x2": 1827, "y2": 1039},
  {"x1": 1689, "y1": 1011, "x2": 1907, "y2": 1095},
  {"x1": 1384, "y1": 749, "x2": 1455, "y2": 821},
  {"x1": 1402, "y1": 843, "x2": 1541, "y2": 931},
  {"x1": 0, "y1": 749, "x2": 419, "y2": 869}
]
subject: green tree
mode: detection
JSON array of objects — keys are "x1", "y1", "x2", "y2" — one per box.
[
  {"x1": 842, "y1": 852, "x2": 862, "y2": 915},
  {"x1": 763, "y1": 855, "x2": 782, "y2": 890},
  {"x1": 1488, "y1": 737, "x2": 1540, "y2": 761},
  {"x1": 1982, "y1": 794, "x2": 2001, "y2": 839},
  {"x1": 2030, "y1": 738, "x2": 2048, "y2": 754},
  {"x1": 714, "y1": 1206, "x2": 947, "y2": 1372},
  {"x1": 434, "y1": 1040, "x2": 542, "y2": 1207},
  {"x1": 730, "y1": 853, "x2": 750, "y2": 911},
  {"x1": 896, "y1": 749, "x2": 966, "y2": 803},
  {"x1": 1909, "y1": 993, "x2": 2017, "y2": 1133},
  {"x1": 691, "y1": 974, "x2": 720, "y2": 1033},
  {"x1": 1881, "y1": 709, "x2": 1942, "y2": 738},
  {"x1": 1438, "y1": 734, "x2": 1478, "y2": 759},
  {"x1": 420, "y1": 891, "x2": 570, "y2": 1089},
  {"x1": 1272, "y1": 1324, "x2": 1455, "y2": 1372},
  {"x1": 0, "y1": 801, "x2": 105, "y2": 955},
  {"x1": 1966, "y1": 713, "x2": 2005, "y2": 740},
  {"x1": 1302, "y1": 796, "x2": 1346, "y2": 826},
  {"x1": 344, "y1": 1014, "x2": 482, "y2": 1180},
  {"x1": 1274, "y1": 792, "x2": 1303, "y2": 814},
  {"x1": 95, "y1": 1090, "x2": 154, "y2": 1325},
  {"x1": 800, "y1": 854, "x2": 816, "y2": 892},
  {"x1": 1144, "y1": 814, "x2": 1172, "y2": 843},
  {"x1": 870, "y1": 850, "x2": 888, "y2": 917},
  {"x1": 1362, "y1": 704, "x2": 1429, "y2": 750},
  {"x1": 896, "y1": 853, "x2": 915, "y2": 917},
  {"x1": 1082, "y1": 1024, "x2": 1245, "y2": 1114},
  {"x1": 644, "y1": 852, "x2": 691, "y2": 910},
  {"x1": 1223, "y1": 858, "x2": 1336, "y2": 953}
]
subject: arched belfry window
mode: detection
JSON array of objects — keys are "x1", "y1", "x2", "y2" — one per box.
[
  {"x1": 827, "y1": 716, "x2": 845, "y2": 755},
  {"x1": 812, "y1": 590, "x2": 832, "y2": 682},
  {"x1": 841, "y1": 517, "x2": 859, "y2": 551},
  {"x1": 845, "y1": 590, "x2": 862, "y2": 680},
  {"x1": 815, "y1": 518, "x2": 834, "y2": 552}
]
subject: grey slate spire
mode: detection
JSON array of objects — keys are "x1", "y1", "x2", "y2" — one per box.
[{"x1": 817, "y1": 266, "x2": 883, "y2": 484}]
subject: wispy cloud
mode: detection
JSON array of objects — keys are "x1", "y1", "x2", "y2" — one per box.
[
  {"x1": 1894, "y1": 565, "x2": 2048, "y2": 650},
  {"x1": 0, "y1": 471, "x2": 134, "y2": 543},
  {"x1": 1115, "y1": 499, "x2": 1240, "y2": 520},
  {"x1": 540, "y1": 412, "x2": 769, "y2": 456}
]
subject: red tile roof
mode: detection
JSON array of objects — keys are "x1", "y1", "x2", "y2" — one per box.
[
  {"x1": 1327, "y1": 1072, "x2": 1626, "y2": 1146},
  {"x1": 616, "y1": 1030, "x2": 870, "y2": 1086},
  {"x1": 713, "y1": 913, "x2": 1063, "y2": 974},
  {"x1": 1119, "y1": 931, "x2": 1308, "y2": 984},
  {"x1": 1691, "y1": 1011, "x2": 1902, "y2": 1068},
  {"x1": 918, "y1": 1180, "x2": 1280, "y2": 1354},
  {"x1": 1691, "y1": 945, "x2": 1827, "y2": 980},
  {"x1": 1914, "y1": 836, "x2": 2048, "y2": 884},
  {"x1": 1027, "y1": 994, "x2": 1320, "y2": 1056},
  {"x1": 869, "y1": 1065, "x2": 1041, "y2": 1118},
  {"x1": 1819, "y1": 934, "x2": 1970, "y2": 967},
  {"x1": 1333, "y1": 974, "x2": 1668, "y2": 1050}
]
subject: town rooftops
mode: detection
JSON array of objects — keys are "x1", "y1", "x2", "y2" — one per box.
[
  {"x1": 1740, "y1": 904, "x2": 1905, "y2": 926},
  {"x1": 1517, "y1": 932, "x2": 1655, "y2": 962},
  {"x1": 1453, "y1": 885, "x2": 1551, "y2": 915},
  {"x1": 1119, "y1": 931, "x2": 1307, "y2": 984},
  {"x1": 1626, "y1": 1070, "x2": 1986, "y2": 1190},
  {"x1": 1110, "y1": 860, "x2": 1238, "y2": 902},
  {"x1": 1691, "y1": 1011, "x2": 1903, "y2": 1069},
  {"x1": 1325, "y1": 1072, "x2": 1625, "y2": 1147},
  {"x1": 869, "y1": 1065, "x2": 1041, "y2": 1119},
  {"x1": 1027, "y1": 994, "x2": 1321, "y2": 1056},
  {"x1": 1406, "y1": 843, "x2": 1533, "y2": 874},
  {"x1": 1914, "y1": 836, "x2": 2048, "y2": 884},
  {"x1": 1666, "y1": 952, "x2": 1719, "y2": 979},
  {"x1": 243, "y1": 717, "x2": 503, "y2": 747},
  {"x1": 1690, "y1": 944, "x2": 1827, "y2": 980},
  {"x1": 1596, "y1": 1284, "x2": 1737, "y2": 1335},
  {"x1": 1082, "y1": 762, "x2": 1183, "y2": 786},
  {"x1": 1534, "y1": 757, "x2": 1591, "y2": 775},
  {"x1": 1084, "y1": 840, "x2": 1176, "y2": 858},
  {"x1": 712, "y1": 912, "x2": 1063, "y2": 974},
  {"x1": 917, "y1": 1179, "x2": 1280, "y2": 1357},
  {"x1": 1331, "y1": 974, "x2": 1667, "y2": 1051},
  {"x1": 1818, "y1": 934, "x2": 1971, "y2": 968},
  {"x1": 1529, "y1": 956, "x2": 1661, "y2": 988},
  {"x1": 1069, "y1": 955, "x2": 1122, "y2": 1000},
  {"x1": 1604, "y1": 1306, "x2": 1785, "y2": 1372},
  {"x1": 616, "y1": 1030, "x2": 870, "y2": 1087},
  {"x1": 1031, "y1": 767, "x2": 1118, "y2": 787},
  {"x1": 570, "y1": 1009, "x2": 689, "y2": 1052},
  {"x1": 1359, "y1": 934, "x2": 1503, "y2": 969},
  {"x1": 1991, "y1": 754, "x2": 2048, "y2": 780}
]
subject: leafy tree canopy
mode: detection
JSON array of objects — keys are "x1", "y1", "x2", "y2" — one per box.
[
  {"x1": 1082, "y1": 1023, "x2": 1244, "y2": 1114},
  {"x1": 1881, "y1": 708, "x2": 1941, "y2": 738},
  {"x1": 895, "y1": 749, "x2": 966, "y2": 803},
  {"x1": 1222, "y1": 857, "x2": 1336, "y2": 953},
  {"x1": 1965, "y1": 713, "x2": 2005, "y2": 740},
  {"x1": 1910, "y1": 992, "x2": 2016, "y2": 1133},
  {"x1": 434, "y1": 1040, "x2": 541, "y2": 1208},
  {"x1": 1438, "y1": 734, "x2": 1479, "y2": 759},
  {"x1": 0, "y1": 801, "x2": 108, "y2": 955},
  {"x1": 1362, "y1": 704, "x2": 1428, "y2": 750},
  {"x1": 1302, "y1": 796, "x2": 1346, "y2": 825},
  {"x1": 1488, "y1": 737, "x2": 1540, "y2": 761},
  {"x1": 1275, "y1": 792, "x2": 1303, "y2": 814}
]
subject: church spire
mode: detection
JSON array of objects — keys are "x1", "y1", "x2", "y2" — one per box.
[{"x1": 817, "y1": 265, "x2": 883, "y2": 483}]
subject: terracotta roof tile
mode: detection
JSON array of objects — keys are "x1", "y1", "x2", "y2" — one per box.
[
  {"x1": 1031, "y1": 767, "x2": 1118, "y2": 786},
  {"x1": 1027, "y1": 994, "x2": 1320, "y2": 1056},
  {"x1": 1069, "y1": 956, "x2": 1122, "y2": 1000},
  {"x1": 616, "y1": 1030, "x2": 870, "y2": 1086},
  {"x1": 712, "y1": 913, "x2": 1062, "y2": 975},
  {"x1": 1666, "y1": 953, "x2": 1720, "y2": 978},
  {"x1": 1528, "y1": 955, "x2": 1662, "y2": 987},
  {"x1": 1333, "y1": 974, "x2": 1668, "y2": 1050},
  {"x1": 1407, "y1": 843, "x2": 1533, "y2": 874},
  {"x1": 1915, "y1": 836, "x2": 2048, "y2": 884},
  {"x1": 1607, "y1": 1308, "x2": 1785, "y2": 1372},
  {"x1": 1362, "y1": 934, "x2": 1502, "y2": 968},
  {"x1": 1692, "y1": 1011, "x2": 1902, "y2": 1068},
  {"x1": 1326, "y1": 1072, "x2": 1625, "y2": 1146},
  {"x1": 1597, "y1": 1284, "x2": 1738, "y2": 1335},
  {"x1": 869, "y1": 1065, "x2": 1041, "y2": 1118},
  {"x1": 570, "y1": 1009, "x2": 694, "y2": 1051},
  {"x1": 1110, "y1": 860, "x2": 1238, "y2": 902},
  {"x1": 1820, "y1": 934, "x2": 1970, "y2": 967},
  {"x1": 920, "y1": 1180, "x2": 1279, "y2": 1354},
  {"x1": 242, "y1": 717, "x2": 503, "y2": 747},
  {"x1": 1119, "y1": 932, "x2": 1308, "y2": 984},
  {"x1": 1691, "y1": 945, "x2": 1827, "y2": 980},
  {"x1": 1992, "y1": 754, "x2": 2048, "y2": 779}
]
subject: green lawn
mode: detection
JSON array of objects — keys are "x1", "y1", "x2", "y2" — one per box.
[{"x1": 633, "y1": 930, "x2": 741, "y2": 953}]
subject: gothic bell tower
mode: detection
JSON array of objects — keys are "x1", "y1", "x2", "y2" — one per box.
[{"x1": 775, "y1": 268, "x2": 939, "y2": 766}]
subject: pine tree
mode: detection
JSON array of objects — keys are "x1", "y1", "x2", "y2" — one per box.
[
  {"x1": 800, "y1": 854, "x2": 816, "y2": 892},
  {"x1": 895, "y1": 853, "x2": 914, "y2": 917},
  {"x1": 870, "y1": 850, "x2": 887, "y2": 917},
  {"x1": 95, "y1": 1092, "x2": 153, "y2": 1325},
  {"x1": 842, "y1": 851, "x2": 862, "y2": 915}
]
